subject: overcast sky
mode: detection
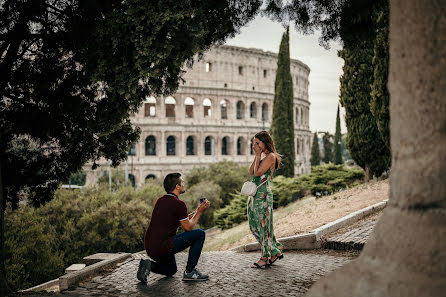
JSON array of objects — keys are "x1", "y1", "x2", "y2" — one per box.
[{"x1": 225, "y1": 15, "x2": 346, "y2": 135}]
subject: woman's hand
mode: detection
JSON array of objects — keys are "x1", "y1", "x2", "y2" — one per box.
[{"x1": 253, "y1": 143, "x2": 262, "y2": 156}]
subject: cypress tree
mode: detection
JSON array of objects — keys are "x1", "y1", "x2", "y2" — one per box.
[
  {"x1": 270, "y1": 27, "x2": 295, "y2": 177},
  {"x1": 334, "y1": 105, "x2": 343, "y2": 164},
  {"x1": 310, "y1": 132, "x2": 321, "y2": 166},
  {"x1": 339, "y1": 40, "x2": 390, "y2": 180},
  {"x1": 370, "y1": 0, "x2": 390, "y2": 150},
  {"x1": 322, "y1": 132, "x2": 333, "y2": 163}
]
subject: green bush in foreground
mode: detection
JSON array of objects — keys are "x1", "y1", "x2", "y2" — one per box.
[
  {"x1": 5, "y1": 207, "x2": 64, "y2": 291},
  {"x1": 6, "y1": 182, "x2": 165, "y2": 291}
]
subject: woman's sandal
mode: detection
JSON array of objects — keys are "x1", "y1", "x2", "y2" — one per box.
[
  {"x1": 269, "y1": 253, "x2": 284, "y2": 265},
  {"x1": 250, "y1": 258, "x2": 270, "y2": 269}
]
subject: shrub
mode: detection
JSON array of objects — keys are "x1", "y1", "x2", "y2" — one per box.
[
  {"x1": 214, "y1": 164, "x2": 364, "y2": 229},
  {"x1": 214, "y1": 192, "x2": 247, "y2": 229},
  {"x1": 181, "y1": 181, "x2": 222, "y2": 229},
  {"x1": 185, "y1": 160, "x2": 249, "y2": 207},
  {"x1": 5, "y1": 207, "x2": 64, "y2": 291}
]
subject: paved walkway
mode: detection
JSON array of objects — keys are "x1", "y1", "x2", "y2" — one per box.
[
  {"x1": 323, "y1": 212, "x2": 382, "y2": 250},
  {"x1": 41, "y1": 251, "x2": 354, "y2": 297}
]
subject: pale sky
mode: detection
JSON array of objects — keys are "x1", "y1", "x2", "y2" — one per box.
[{"x1": 225, "y1": 16, "x2": 347, "y2": 135}]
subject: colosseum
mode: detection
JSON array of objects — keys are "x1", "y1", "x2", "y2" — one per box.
[{"x1": 85, "y1": 45, "x2": 312, "y2": 187}]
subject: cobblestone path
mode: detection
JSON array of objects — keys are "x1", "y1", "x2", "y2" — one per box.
[
  {"x1": 54, "y1": 251, "x2": 354, "y2": 297},
  {"x1": 323, "y1": 212, "x2": 382, "y2": 250}
]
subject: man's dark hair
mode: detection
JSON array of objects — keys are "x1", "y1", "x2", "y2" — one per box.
[{"x1": 164, "y1": 173, "x2": 182, "y2": 192}]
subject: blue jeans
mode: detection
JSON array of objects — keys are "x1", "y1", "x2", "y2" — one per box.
[{"x1": 150, "y1": 229, "x2": 205, "y2": 276}]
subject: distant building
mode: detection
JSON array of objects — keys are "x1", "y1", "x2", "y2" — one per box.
[{"x1": 85, "y1": 45, "x2": 312, "y2": 187}]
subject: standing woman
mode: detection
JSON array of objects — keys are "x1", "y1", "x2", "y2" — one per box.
[{"x1": 248, "y1": 131, "x2": 284, "y2": 268}]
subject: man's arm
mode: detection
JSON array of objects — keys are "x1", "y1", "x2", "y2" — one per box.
[{"x1": 180, "y1": 200, "x2": 210, "y2": 231}]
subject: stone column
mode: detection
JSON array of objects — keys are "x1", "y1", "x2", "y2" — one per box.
[{"x1": 306, "y1": 1, "x2": 446, "y2": 296}]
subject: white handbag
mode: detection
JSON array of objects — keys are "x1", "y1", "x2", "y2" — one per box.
[{"x1": 241, "y1": 179, "x2": 267, "y2": 196}]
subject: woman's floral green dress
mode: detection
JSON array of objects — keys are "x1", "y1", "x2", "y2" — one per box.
[{"x1": 247, "y1": 169, "x2": 282, "y2": 257}]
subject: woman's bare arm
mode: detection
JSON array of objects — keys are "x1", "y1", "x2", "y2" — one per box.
[{"x1": 253, "y1": 154, "x2": 275, "y2": 176}]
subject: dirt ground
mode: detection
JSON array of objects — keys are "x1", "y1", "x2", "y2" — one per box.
[{"x1": 205, "y1": 179, "x2": 389, "y2": 251}]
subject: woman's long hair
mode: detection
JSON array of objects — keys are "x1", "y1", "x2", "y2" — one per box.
[{"x1": 254, "y1": 130, "x2": 282, "y2": 170}]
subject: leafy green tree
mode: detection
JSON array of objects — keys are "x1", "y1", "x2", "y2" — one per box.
[
  {"x1": 334, "y1": 105, "x2": 343, "y2": 164},
  {"x1": 310, "y1": 132, "x2": 321, "y2": 166},
  {"x1": 370, "y1": 0, "x2": 390, "y2": 150},
  {"x1": 270, "y1": 27, "x2": 295, "y2": 177},
  {"x1": 322, "y1": 132, "x2": 334, "y2": 163},
  {"x1": 0, "y1": 0, "x2": 262, "y2": 292}
]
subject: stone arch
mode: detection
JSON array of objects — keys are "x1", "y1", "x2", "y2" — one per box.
[
  {"x1": 221, "y1": 136, "x2": 230, "y2": 155},
  {"x1": 186, "y1": 135, "x2": 196, "y2": 155},
  {"x1": 236, "y1": 101, "x2": 245, "y2": 119},
  {"x1": 128, "y1": 174, "x2": 136, "y2": 187},
  {"x1": 145, "y1": 135, "x2": 156, "y2": 156},
  {"x1": 166, "y1": 135, "x2": 176, "y2": 155},
  {"x1": 220, "y1": 99, "x2": 228, "y2": 119},
  {"x1": 144, "y1": 96, "x2": 156, "y2": 117},
  {"x1": 237, "y1": 136, "x2": 246, "y2": 155},
  {"x1": 250, "y1": 102, "x2": 257, "y2": 119},
  {"x1": 262, "y1": 103, "x2": 268, "y2": 121},
  {"x1": 145, "y1": 174, "x2": 156, "y2": 181},
  {"x1": 203, "y1": 98, "x2": 212, "y2": 118},
  {"x1": 165, "y1": 96, "x2": 176, "y2": 117},
  {"x1": 204, "y1": 135, "x2": 214, "y2": 155},
  {"x1": 295, "y1": 107, "x2": 299, "y2": 124},
  {"x1": 184, "y1": 97, "x2": 194, "y2": 118}
]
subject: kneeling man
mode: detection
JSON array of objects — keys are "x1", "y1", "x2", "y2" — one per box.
[{"x1": 137, "y1": 172, "x2": 210, "y2": 282}]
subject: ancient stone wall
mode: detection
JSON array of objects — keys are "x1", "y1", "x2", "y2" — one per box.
[{"x1": 85, "y1": 45, "x2": 312, "y2": 187}]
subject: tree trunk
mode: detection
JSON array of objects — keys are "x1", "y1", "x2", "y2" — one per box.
[
  {"x1": 364, "y1": 166, "x2": 372, "y2": 182},
  {"x1": 306, "y1": 0, "x2": 446, "y2": 296},
  {"x1": 0, "y1": 159, "x2": 11, "y2": 295}
]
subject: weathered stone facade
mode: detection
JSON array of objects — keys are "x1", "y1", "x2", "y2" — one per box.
[{"x1": 85, "y1": 45, "x2": 312, "y2": 187}]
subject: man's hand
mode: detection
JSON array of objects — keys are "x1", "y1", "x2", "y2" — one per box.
[
  {"x1": 197, "y1": 199, "x2": 210, "y2": 214},
  {"x1": 181, "y1": 199, "x2": 210, "y2": 231}
]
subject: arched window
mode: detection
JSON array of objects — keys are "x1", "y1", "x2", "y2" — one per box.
[
  {"x1": 237, "y1": 137, "x2": 245, "y2": 155},
  {"x1": 145, "y1": 174, "x2": 156, "y2": 181},
  {"x1": 236, "y1": 101, "x2": 244, "y2": 119},
  {"x1": 295, "y1": 107, "x2": 299, "y2": 124},
  {"x1": 165, "y1": 96, "x2": 176, "y2": 117},
  {"x1": 262, "y1": 103, "x2": 268, "y2": 121},
  {"x1": 250, "y1": 102, "x2": 257, "y2": 118},
  {"x1": 222, "y1": 137, "x2": 229, "y2": 155},
  {"x1": 300, "y1": 109, "x2": 303, "y2": 125},
  {"x1": 186, "y1": 136, "x2": 195, "y2": 155},
  {"x1": 145, "y1": 135, "x2": 156, "y2": 156},
  {"x1": 185, "y1": 97, "x2": 194, "y2": 118},
  {"x1": 144, "y1": 96, "x2": 156, "y2": 117},
  {"x1": 166, "y1": 136, "x2": 176, "y2": 155},
  {"x1": 203, "y1": 98, "x2": 212, "y2": 117},
  {"x1": 296, "y1": 138, "x2": 300, "y2": 155},
  {"x1": 220, "y1": 100, "x2": 227, "y2": 119},
  {"x1": 128, "y1": 143, "x2": 136, "y2": 156},
  {"x1": 204, "y1": 136, "x2": 214, "y2": 155},
  {"x1": 250, "y1": 137, "x2": 254, "y2": 155},
  {"x1": 128, "y1": 174, "x2": 136, "y2": 188}
]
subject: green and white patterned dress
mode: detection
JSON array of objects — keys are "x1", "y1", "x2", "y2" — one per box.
[{"x1": 247, "y1": 168, "x2": 282, "y2": 258}]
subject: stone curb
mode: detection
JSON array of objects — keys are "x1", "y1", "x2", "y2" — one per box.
[
  {"x1": 312, "y1": 200, "x2": 388, "y2": 241},
  {"x1": 231, "y1": 200, "x2": 388, "y2": 252},
  {"x1": 20, "y1": 278, "x2": 60, "y2": 293},
  {"x1": 59, "y1": 253, "x2": 131, "y2": 291}
]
